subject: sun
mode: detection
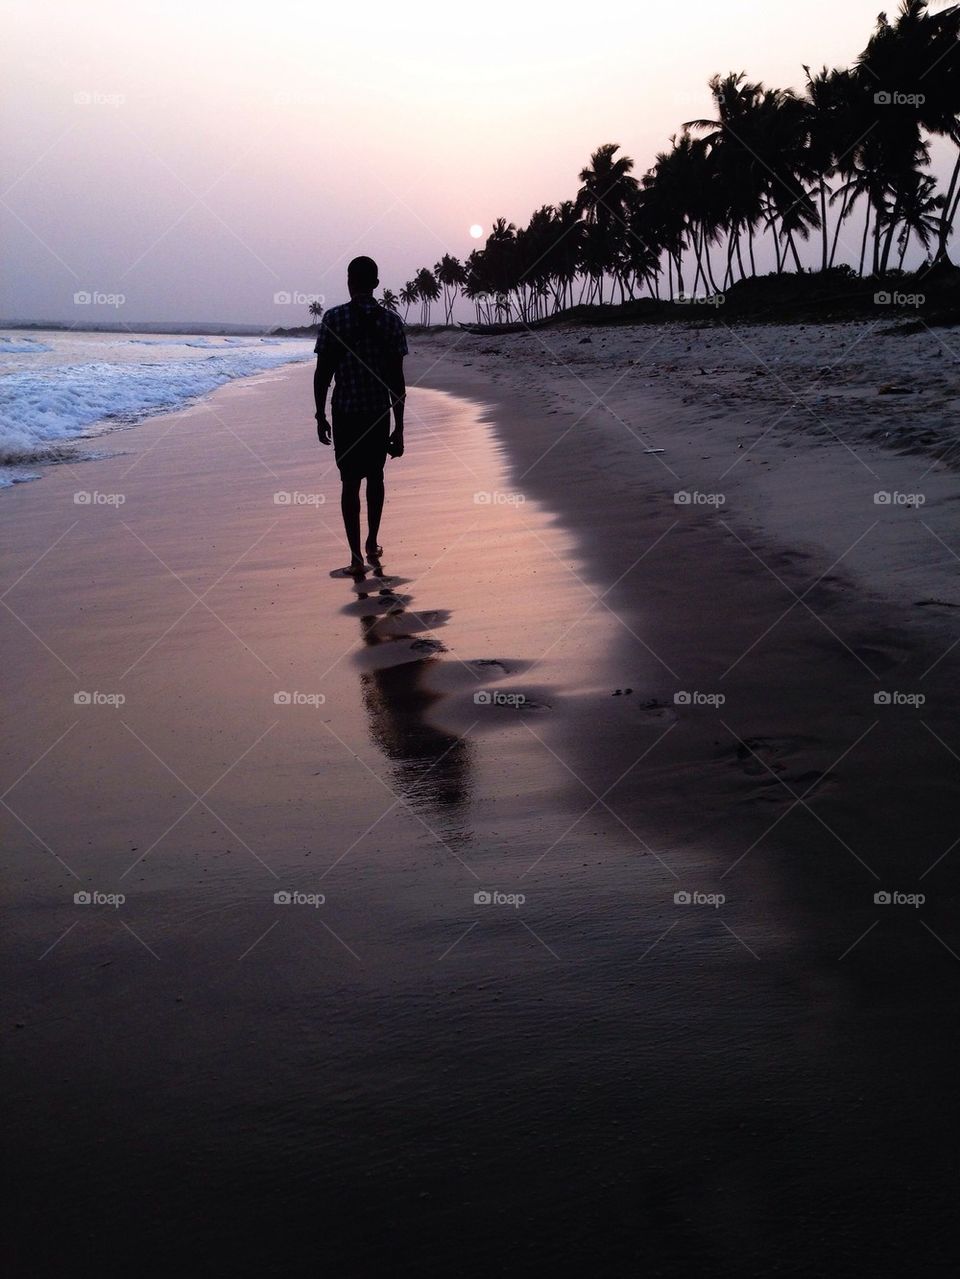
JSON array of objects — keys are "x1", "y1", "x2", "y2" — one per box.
[{"x1": 469, "y1": 224, "x2": 484, "y2": 239}]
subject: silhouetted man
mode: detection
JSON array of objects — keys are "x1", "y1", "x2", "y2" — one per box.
[{"x1": 314, "y1": 256, "x2": 407, "y2": 573}]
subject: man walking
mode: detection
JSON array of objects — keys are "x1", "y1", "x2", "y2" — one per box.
[{"x1": 314, "y1": 256, "x2": 407, "y2": 572}]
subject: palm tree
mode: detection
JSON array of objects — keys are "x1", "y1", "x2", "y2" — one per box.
[
  {"x1": 483, "y1": 219, "x2": 519, "y2": 320},
  {"x1": 895, "y1": 171, "x2": 944, "y2": 268},
  {"x1": 391, "y1": 1, "x2": 960, "y2": 300},
  {"x1": 308, "y1": 300, "x2": 323, "y2": 327},
  {"x1": 576, "y1": 144, "x2": 638, "y2": 303},
  {"x1": 380, "y1": 288, "x2": 399, "y2": 314},
  {"x1": 858, "y1": 0, "x2": 960, "y2": 265},
  {"x1": 434, "y1": 254, "x2": 467, "y2": 324},
  {"x1": 398, "y1": 281, "x2": 418, "y2": 323},
  {"x1": 463, "y1": 249, "x2": 494, "y2": 323},
  {"x1": 413, "y1": 267, "x2": 441, "y2": 326}
]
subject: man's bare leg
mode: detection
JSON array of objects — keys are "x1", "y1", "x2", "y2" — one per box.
[
  {"x1": 340, "y1": 476, "x2": 364, "y2": 570},
  {"x1": 365, "y1": 469, "x2": 385, "y2": 559}
]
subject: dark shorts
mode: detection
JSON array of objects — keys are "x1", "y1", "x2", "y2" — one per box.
[{"x1": 332, "y1": 409, "x2": 390, "y2": 479}]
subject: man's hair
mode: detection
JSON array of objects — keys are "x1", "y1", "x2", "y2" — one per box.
[{"x1": 347, "y1": 256, "x2": 379, "y2": 291}]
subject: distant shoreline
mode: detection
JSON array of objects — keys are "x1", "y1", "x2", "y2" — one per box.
[{"x1": 0, "y1": 321, "x2": 318, "y2": 338}]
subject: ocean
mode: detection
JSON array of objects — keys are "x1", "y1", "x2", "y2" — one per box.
[{"x1": 0, "y1": 329, "x2": 313, "y2": 486}]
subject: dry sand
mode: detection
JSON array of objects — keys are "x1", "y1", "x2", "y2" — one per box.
[{"x1": 3, "y1": 325, "x2": 960, "y2": 1275}]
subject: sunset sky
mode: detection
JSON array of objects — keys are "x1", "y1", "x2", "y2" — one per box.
[{"x1": 1, "y1": 0, "x2": 950, "y2": 325}]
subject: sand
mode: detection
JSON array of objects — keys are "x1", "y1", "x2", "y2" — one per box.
[{"x1": 3, "y1": 327, "x2": 959, "y2": 1275}]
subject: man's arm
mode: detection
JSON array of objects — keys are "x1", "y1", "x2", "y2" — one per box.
[
  {"x1": 314, "y1": 354, "x2": 335, "y2": 445},
  {"x1": 385, "y1": 317, "x2": 407, "y2": 457},
  {"x1": 313, "y1": 314, "x2": 337, "y2": 445},
  {"x1": 385, "y1": 353, "x2": 405, "y2": 456}
]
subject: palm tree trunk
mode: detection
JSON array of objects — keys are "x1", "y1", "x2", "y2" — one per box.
[
  {"x1": 872, "y1": 202, "x2": 883, "y2": 277},
  {"x1": 829, "y1": 190, "x2": 852, "y2": 269},
  {"x1": 859, "y1": 201, "x2": 871, "y2": 277},
  {"x1": 820, "y1": 179, "x2": 829, "y2": 272},
  {"x1": 935, "y1": 139, "x2": 960, "y2": 262},
  {"x1": 703, "y1": 232, "x2": 720, "y2": 293},
  {"x1": 786, "y1": 229, "x2": 803, "y2": 274}
]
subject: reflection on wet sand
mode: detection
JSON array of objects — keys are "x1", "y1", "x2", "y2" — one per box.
[{"x1": 345, "y1": 563, "x2": 472, "y2": 829}]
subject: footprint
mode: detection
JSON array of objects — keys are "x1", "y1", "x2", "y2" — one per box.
[{"x1": 410, "y1": 637, "x2": 446, "y2": 654}]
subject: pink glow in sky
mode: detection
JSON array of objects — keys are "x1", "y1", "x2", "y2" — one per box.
[{"x1": 0, "y1": 0, "x2": 941, "y2": 324}]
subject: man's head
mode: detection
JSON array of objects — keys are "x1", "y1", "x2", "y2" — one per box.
[{"x1": 347, "y1": 256, "x2": 379, "y2": 298}]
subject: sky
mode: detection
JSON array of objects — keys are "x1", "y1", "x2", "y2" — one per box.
[{"x1": 1, "y1": 0, "x2": 953, "y2": 326}]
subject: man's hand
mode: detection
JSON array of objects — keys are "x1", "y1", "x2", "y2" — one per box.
[
  {"x1": 316, "y1": 415, "x2": 331, "y2": 446},
  {"x1": 387, "y1": 431, "x2": 404, "y2": 458}
]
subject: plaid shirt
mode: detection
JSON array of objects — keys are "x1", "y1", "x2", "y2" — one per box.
[{"x1": 314, "y1": 299, "x2": 407, "y2": 414}]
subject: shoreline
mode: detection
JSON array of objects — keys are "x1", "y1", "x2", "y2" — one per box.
[{"x1": 3, "y1": 340, "x2": 960, "y2": 1273}]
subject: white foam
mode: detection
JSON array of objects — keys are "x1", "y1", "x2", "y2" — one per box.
[
  {"x1": 0, "y1": 339, "x2": 312, "y2": 467},
  {"x1": 0, "y1": 336, "x2": 53, "y2": 354}
]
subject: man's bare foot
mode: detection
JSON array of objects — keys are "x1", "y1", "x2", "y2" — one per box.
[
  {"x1": 330, "y1": 555, "x2": 365, "y2": 578},
  {"x1": 365, "y1": 542, "x2": 383, "y2": 563}
]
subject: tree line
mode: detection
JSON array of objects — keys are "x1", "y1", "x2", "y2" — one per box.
[{"x1": 364, "y1": 1, "x2": 960, "y2": 326}]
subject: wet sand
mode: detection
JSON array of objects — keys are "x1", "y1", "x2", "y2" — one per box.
[{"x1": 2, "y1": 346, "x2": 960, "y2": 1275}]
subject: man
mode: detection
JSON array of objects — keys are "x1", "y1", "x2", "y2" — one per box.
[{"x1": 314, "y1": 255, "x2": 407, "y2": 573}]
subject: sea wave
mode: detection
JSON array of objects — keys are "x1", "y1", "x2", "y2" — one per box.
[
  {"x1": 0, "y1": 336, "x2": 53, "y2": 354},
  {"x1": 0, "y1": 345, "x2": 311, "y2": 466}
]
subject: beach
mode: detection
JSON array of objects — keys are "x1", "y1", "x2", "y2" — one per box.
[{"x1": 3, "y1": 325, "x2": 960, "y2": 1275}]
